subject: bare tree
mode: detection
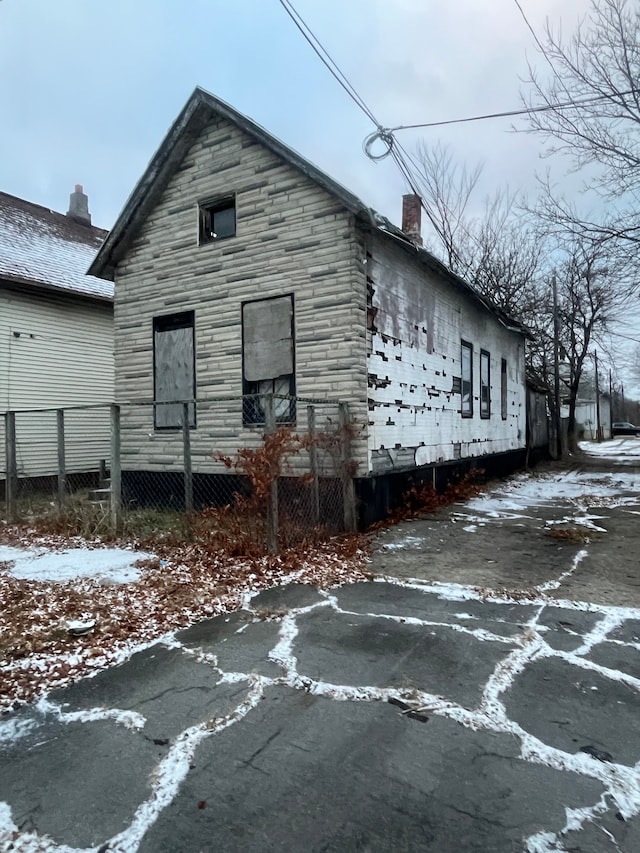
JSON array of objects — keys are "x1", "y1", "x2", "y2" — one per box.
[
  {"x1": 465, "y1": 194, "x2": 543, "y2": 318},
  {"x1": 412, "y1": 141, "x2": 482, "y2": 272},
  {"x1": 523, "y1": 0, "x2": 640, "y2": 247},
  {"x1": 525, "y1": 0, "x2": 640, "y2": 193},
  {"x1": 554, "y1": 235, "x2": 636, "y2": 445},
  {"x1": 411, "y1": 137, "x2": 636, "y2": 452},
  {"x1": 411, "y1": 142, "x2": 546, "y2": 321}
]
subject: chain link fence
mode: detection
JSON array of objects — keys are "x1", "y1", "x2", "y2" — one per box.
[{"x1": 1, "y1": 395, "x2": 357, "y2": 552}]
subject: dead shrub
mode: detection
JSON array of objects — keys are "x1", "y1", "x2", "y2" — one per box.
[{"x1": 372, "y1": 469, "x2": 486, "y2": 529}]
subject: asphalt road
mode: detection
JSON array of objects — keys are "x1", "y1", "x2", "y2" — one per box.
[{"x1": 1, "y1": 462, "x2": 639, "y2": 852}]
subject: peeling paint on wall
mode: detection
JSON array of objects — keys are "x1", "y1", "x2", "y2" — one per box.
[{"x1": 366, "y1": 235, "x2": 527, "y2": 474}]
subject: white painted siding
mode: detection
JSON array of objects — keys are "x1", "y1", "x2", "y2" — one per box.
[
  {"x1": 0, "y1": 287, "x2": 113, "y2": 477},
  {"x1": 366, "y1": 235, "x2": 526, "y2": 474}
]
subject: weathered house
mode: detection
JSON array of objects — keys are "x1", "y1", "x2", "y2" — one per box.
[
  {"x1": 89, "y1": 87, "x2": 528, "y2": 523},
  {"x1": 0, "y1": 187, "x2": 113, "y2": 482}
]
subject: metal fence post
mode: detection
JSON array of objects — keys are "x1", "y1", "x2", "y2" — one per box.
[
  {"x1": 182, "y1": 402, "x2": 194, "y2": 515},
  {"x1": 338, "y1": 402, "x2": 357, "y2": 532},
  {"x1": 4, "y1": 411, "x2": 17, "y2": 522},
  {"x1": 307, "y1": 404, "x2": 320, "y2": 525},
  {"x1": 264, "y1": 393, "x2": 278, "y2": 553},
  {"x1": 56, "y1": 408, "x2": 66, "y2": 509},
  {"x1": 110, "y1": 404, "x2": 122, "y2": 533}
]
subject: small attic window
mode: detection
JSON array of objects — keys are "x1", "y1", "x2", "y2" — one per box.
[{"x1": 199, "y1": 196, "x2": 236, "y2": 244}]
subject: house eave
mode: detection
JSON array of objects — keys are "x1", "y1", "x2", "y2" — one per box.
[
  {"x1": 0, "y1": 274, "x2": 114, "y2": 305},
  {"x1": 363, "y1": 219, "x2": 531, "y2": 340}
]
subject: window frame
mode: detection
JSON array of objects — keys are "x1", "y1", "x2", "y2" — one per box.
[
  {"x1": 198, "y1": 194, "x2": 236, "y2": 245},
  {"x1": 241, "y1": 294, "x2": 296, "y2": 427},
  {"x1": 501, "y1": 358, "x2": 508, "y2": 420},
  {"x1": 152, "y1": 310, "x2": 196, "y2": 431},
  {"x1": 480, "y1": 349, "x2": 491, "y2": 419},
  {"x1": 461, "y1": 339, "x2": 473, "y2": 418}
]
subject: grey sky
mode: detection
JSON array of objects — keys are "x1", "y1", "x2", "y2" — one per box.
[
  {"x1": 7, "y1": 0, "x2": 635, "y2": 396},
  {"x1": 0, "y1": 0, "x2": 593, "y2": 230}
]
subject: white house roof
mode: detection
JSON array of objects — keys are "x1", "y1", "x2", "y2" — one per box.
[{"x1": 0, "y1": 191, "x2": 112, "y2": 302}]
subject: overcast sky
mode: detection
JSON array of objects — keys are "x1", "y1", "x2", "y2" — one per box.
[
  {"x1": 0, "y1": 0, "x2": 594, "y2": 230},
  {"x1": 6, "y1": 0, "x2": 636, "y2": 398}
]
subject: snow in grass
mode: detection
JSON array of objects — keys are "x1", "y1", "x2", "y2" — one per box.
[{"x1": 0, "y1": 545, "x2": 151, "y2": 583}]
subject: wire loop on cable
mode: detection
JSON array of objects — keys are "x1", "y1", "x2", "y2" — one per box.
[{"x1": 363, "y1": 129, "x2": 395, "y2": 161}]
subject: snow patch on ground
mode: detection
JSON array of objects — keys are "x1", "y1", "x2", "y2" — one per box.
[
  {"x1": 0, "y1": 545, "x2": 152, "y2": 583},
  {"x1": 2, "y1": 573, "x2": 640, "y2": 852},
  {"x1": 580, "y1": 438, "x2": 640, "y2": 460},
  {"x1": 381, "y1": 535, "x2": 425, "y2": 550},
  {"x1": 0, "y1": 716, "x2": 38, "y2": 745}
]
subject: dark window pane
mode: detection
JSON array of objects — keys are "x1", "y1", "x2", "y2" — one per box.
[
  {"x1": 461, "y1": 341, "x2": 473, "y2": 417},
  {"x1": 212, "y1": 205, "x2": 235, "y2": 239},
  {"x1": 480, "y1": 350, "x2": 490, "y2": 418},
  {"x1": 199, "y1": 197, "x2": 236, "y2": 243},
  {"x1": 501, "y1": 359, "x2": 508, "y2": 420}
]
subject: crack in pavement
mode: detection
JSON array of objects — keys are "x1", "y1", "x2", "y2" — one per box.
[
  {"x1": 2, "y1": 575, "x2": 638, "y2": 853},
  {"x1": 2, "y1": 471, "x2": 640, "y2": 851}
]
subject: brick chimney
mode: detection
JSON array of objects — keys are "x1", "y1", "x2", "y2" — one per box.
[
  {"x1": 402, "y1": 193, "x2": 422, "y2": 245},
  {"x1": 67, "y1": 184, "x2": 92, "y2": 226}
]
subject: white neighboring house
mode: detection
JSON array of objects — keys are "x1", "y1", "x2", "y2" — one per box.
[{"x1": 0, "y1": 186, "x2": 113, "y2": 483}]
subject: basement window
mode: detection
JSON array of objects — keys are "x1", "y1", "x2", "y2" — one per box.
[
  {"x1": 242, "y1": 295, "x2": 295, "y2": 425},
  {"x1": 153, "y1": 311, "x2": 196, "y2": 429},
  {"x1": 199, "y1": 195, "x2": 236, "y2": 244},
  {"x1": 461, "y1": 340, "x2": 473, "y2": 417},
  {"x1": 480, "y1": 349, "x2": 490, "y2": 418}
]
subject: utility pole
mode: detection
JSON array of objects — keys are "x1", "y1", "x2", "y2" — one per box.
[
  {"x1": 609, "y1": 369, "x2": 613, "y2": 424},
  {"x1": 594, "y1": 350, "x2": 602, "y2": 442},
  {"x1": 552, "y1": 273, "x2": 562, "y2": 458}
]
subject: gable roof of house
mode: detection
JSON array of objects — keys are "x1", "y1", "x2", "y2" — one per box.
[
  {"x1": 89, "y1": 86, "x2": 527, "y2": 336},
  {"x1": 0, "y1": 191, "x2": 112, "y2": 302}
]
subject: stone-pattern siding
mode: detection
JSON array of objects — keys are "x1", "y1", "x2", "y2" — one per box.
[{"x1": 113, "y1": 116, "x2": 368, "y2": 473}]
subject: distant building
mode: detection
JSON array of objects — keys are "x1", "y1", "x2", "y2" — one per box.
[
  {"x1": 0, "y1": 187, "x2": 113, "y2": 480},
  {"x1": 573, "y1": 397, "x2": 612, "y2": 441}
]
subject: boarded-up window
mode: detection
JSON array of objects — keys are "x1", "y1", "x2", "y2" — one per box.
[
  {"x1": 501, "y1": 358, "x2": 508, "y2": 420},
  {"x1": 480, "y1": 349, "x2": 490, "y2": 419},
  {"x1": 153, "y1": 311, "x2": 196, "y2": 429},
  {"x1": 242, "y1": 295, "x2": 295, "y2": 425},
  {"x1": 461, "y1": 340, "x2": 473, "y2": 417}
]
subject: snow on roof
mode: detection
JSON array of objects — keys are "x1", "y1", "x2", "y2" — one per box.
[{"x1": 0, "y1": 191, "x2": 113, "y2": 301}]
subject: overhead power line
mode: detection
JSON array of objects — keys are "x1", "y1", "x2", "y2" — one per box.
[
  {"x1": 277, "y1": 0, "x2": 382, "y2": 128},
  {"x1": 277, "y1": 0, "x2": 441, "y2": 230},
  {"x1": 278, "y1": 0, "x2": 638, "y2": 174},
  {"x1": 278, "y1": 0, "x2": 620, "y2": 250},
  {"x1": 384, "y1": 90, "x2": 639, "y2": 133}
]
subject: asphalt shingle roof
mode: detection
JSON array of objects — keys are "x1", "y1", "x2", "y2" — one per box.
[{"x1": 0, "y1": 191, "x2": 112, "y2": 301}]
